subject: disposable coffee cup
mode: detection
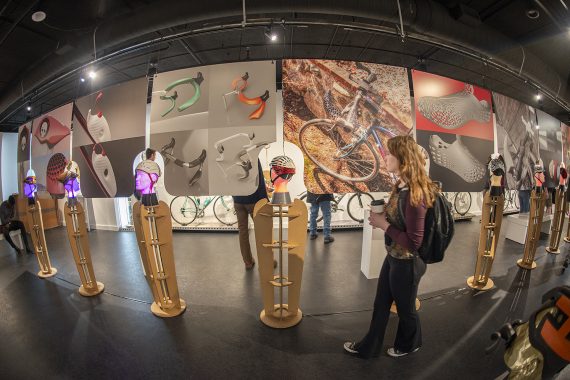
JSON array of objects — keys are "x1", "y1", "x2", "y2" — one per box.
[{"x1": 370, "y1": 199, "x2": 385, "y2": 214}]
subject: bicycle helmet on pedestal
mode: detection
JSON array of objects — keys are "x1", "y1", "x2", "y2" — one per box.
[
  {"x1": 270, "y1": 155, "x2": 296, "y2": 205},
  {"x1": 135, "y1": 160, "x2": 161, "y2": 206}
]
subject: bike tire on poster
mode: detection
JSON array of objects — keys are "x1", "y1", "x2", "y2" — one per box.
[
  {"x1": 536, "y1": 109, "x2": 563, "y2": 189},
  {"x1": 283, "y1": 59, "x2": 412, "y2": 194},
  {"x1": 72, "y1": 77, "x2": 147, "y2": 198},
  {"x1": 149, "y1": 66, "x2": 210, "y2": 196},
  {"x1": 30, "y1": 103, "x2": 73, "y2": 198},
  {"x1": 493, "y1": 92, "x2": 538, "y2": 191},
  {"x1": 17, "y1": 122, "x2": 31, "y2": 196},
  {"x1": 207, "y1": 61, "x2": 276, "y2": 195},
  {"x1": 412, "y1": 70, "x2": 494, "y2": 192}
]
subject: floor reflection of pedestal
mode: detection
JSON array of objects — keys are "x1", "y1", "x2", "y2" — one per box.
[{"x1": 505, "y1": 214, "x2": 553, "y2": 244}]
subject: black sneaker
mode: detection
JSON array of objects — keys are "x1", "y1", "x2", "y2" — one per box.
[
  {"x1": 386, "y1": 347, "x2": 420, "y2": 358},
  {"x1": 309, "y1": 234, "x2": 318, "y2": 240},
  {"x1": 324, "y1": 236, "x2": 335, "y2": 244}
]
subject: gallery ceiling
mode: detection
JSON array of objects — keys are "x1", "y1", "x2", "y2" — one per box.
[{"x1": 0, "y1": 0, "x2": 569, "y2": 132}]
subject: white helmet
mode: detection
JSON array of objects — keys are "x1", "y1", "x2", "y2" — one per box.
[{"x1": 136, "y1": 160, "x2": 161, "y2": 177}]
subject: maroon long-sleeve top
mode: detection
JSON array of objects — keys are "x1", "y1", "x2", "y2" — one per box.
[{"x1": 385, "y1": 196, "x2": 427, "y2": 252}]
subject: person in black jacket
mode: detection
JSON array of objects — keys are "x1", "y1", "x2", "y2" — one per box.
[
  {"x1": 232, "y1": 160, "x2": 269, "y2": 269},
  {"x1": 0, "y1": 196, "x2": 33, "y2": 254},
  {"x1": 307, "y1": 191, "x2": 334, "y2": 244}
]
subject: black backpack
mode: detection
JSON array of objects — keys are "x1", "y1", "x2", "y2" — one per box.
[{"x1": 397, "y1": 189, "x2": 454, "y2": 264}]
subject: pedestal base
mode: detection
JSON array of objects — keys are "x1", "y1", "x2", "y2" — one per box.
[
  {"x1": 545, "y1": 246, "x2": 561, "y2": 255},
  {"x1": 150, "y1": 299, "x2": 187, "y2": 318},
  {"x1": 564, "y1": 237, "x2": 570, "y2": 243},
  {"x1": 390, "y1": 299, "x2": 421, "y2": 314},
  {"x1": 37, "y1": 267, "x2": 57, "y2": 278},
  {"x1": 466, "y1": 276, "x2": 494, "y2": 291},
  {"x1": 517, "y1": 259, "x2": 537, "y2": 270},
  {"x1": 260, "y1": 304, "x2": 302, "y2": 328},
  {"x1": 79, "y1": 281, "x2": 105, "y2": 297}
]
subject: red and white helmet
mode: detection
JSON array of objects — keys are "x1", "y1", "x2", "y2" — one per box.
[{"x1": 270, "y1": 155, "x2": 295, "y2": 182}]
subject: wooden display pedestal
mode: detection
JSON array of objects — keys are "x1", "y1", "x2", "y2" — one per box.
[
  {"x1": 133, "y1": 200, "x2": 186, "y2": 318},
  {"x1": 28, "y1": 199, "x2": 57, "y2": 278},
  {"x1": 518, "y1": 188, "x2": 547, "y2": 270},
  {"x1": 64, "y1": 200, "x2": 104, "y2": 297},
  {"x1": 253, "y1": 198, "x2": 308, "y2": 329},
  {"x1": 545, "y1": 187, "x2": 566, "y2": 255},
  {"x1": 467, "y1": 190, "x2": 504, "y2": 291}
]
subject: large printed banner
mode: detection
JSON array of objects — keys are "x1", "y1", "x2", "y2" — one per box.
[
  {"x1": 493, "y1": 92, "x2": 538, "y2": 190},
  {"x1": 412, "y1": 70, "x2": 494, "y2": 192},
  {"x1": 283, "y1": 59, "x2": 412, "y2": 193},
  {"x1": 150, "y1": 61, "x2": 276, "y2": 196},
  {"x1": 30, "y1": 103, "x2": 73, "y2": 198},
  {"x1": 536, "y1": 109, "x2": 563, "y2": 188},
  {"x1": 17, "y1": 122, "x2": 31, "y2": 195},
  {"x1": 72, "y1": 78, "x2": 147, "y2": 198},
  {"x1": 562, "y1": 122, "x2": 570, "y2": 165}
]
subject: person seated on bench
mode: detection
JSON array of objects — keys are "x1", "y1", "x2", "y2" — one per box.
[{"x1": 0, "y1": 196, "x2": 33, "y2": 254}]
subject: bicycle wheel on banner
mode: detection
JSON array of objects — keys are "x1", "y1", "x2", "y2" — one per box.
[
  {"x1": 213, "y1": 196, "x2": 238, "y2": 226},
  {"x1": 347, "y1": 192, "x2": 375, "y2": 223},
  {"x1": 299, "y1": 193, "x2": 323, "y2": 223},
  {"x1": 170, "y1": 196, "x2": 198, "y2": 226},
  {"x1": 454, "y1": 192, "x2": 472, "y2": 216},
  {"x1": 299, "y1": 119, "x2": 380, "y2": 182}
]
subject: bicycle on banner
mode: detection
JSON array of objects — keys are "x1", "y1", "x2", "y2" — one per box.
[
  {"x1": 443, "y1": 191, "x2": 472, "y2": 216},
  {"x1": 299, "y1": 62, "x2": 400, "y2": 183},
  {"x1": 170, "y1": 195, "x2": 237, "y2": 226},
  {"x1": 298, "y1": 191, "x2": 375, "y2": 223}
]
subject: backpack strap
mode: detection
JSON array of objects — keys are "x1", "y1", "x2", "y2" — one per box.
[{"x1": 397, "y1": 189, "x2": 408, "y2": 232}]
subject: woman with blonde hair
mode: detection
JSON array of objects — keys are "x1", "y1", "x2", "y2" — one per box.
[{"x1": 344, "y1": 135, "x2": 438, "y2": 359}]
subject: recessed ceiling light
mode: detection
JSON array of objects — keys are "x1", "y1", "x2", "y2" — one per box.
[
  {"x1": 26, "y1": 105, "x2": 32, "y2": 111},
  {"x1": 88, "y1": 70, "x2": 97, "y2": 79},
  {"x1": 80, "y1": 77, "x2": 85, "y2": 82},
  {"x1": 536, "y1": 93, "x2": 542, "y2": 101},
  {"x1": 31, "y1": 11, "x2": 46, "y2": 23}
]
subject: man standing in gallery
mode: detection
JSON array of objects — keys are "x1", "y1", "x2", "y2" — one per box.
[
  {"x1": 0, "y1": 195, "x2": 33, "y2": 254},
  {"x1": 232, "y1": 160, "x2": 269, "y2": 269},
  {"x1": 307, "y1": 191, "x2": 335, "y2": 244}
]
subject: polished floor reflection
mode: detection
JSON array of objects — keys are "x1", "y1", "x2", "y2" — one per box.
[{"x1": 0, "y1": 222, "x2": 568, "y2": 379}]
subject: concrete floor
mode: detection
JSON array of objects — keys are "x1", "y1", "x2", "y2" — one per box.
[{"x1": 0, "y1": 219, "x2": 568, "y2": 379}]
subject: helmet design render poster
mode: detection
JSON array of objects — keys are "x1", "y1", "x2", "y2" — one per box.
[{"x1": 72, "y1": 77, "x2": 147, "y2": 198}]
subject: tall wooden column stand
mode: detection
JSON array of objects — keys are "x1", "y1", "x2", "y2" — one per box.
[
  {"x1": 132, "y1": 200, "x2": 186, "y2": 318},
  {"x1": 253, "y1": 198, "x2": 308, "y2": 328},
  {"x1": 518, "y1": 189, "x2": 547, "y2": 270},
  {"x1": 63, "y1": 199, "x2": 104, "y2": 296},
  {"x1": 467, "y1": 187, "x2": 504, "y2": 290},
  {"x1": 546, "y1": 186, "x2": 567, "y2": 254},
  {"x1": 28, "y1": 199, "x2": 57, "y2": 278}
]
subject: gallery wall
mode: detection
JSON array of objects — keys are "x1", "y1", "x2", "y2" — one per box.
[{"x1": 13, "y1": 58, "x2": 568, "y2": 209}]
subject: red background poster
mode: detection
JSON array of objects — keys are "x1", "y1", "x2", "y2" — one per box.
[{"x1": 412, "y1": 70, "x2": 494, "y2": 141}]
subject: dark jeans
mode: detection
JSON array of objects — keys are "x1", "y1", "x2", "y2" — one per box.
[
  {"x1": 518, "y1": 190, "x2": 531, "y2": 213},
  {"x1": 355, "y1": 254, "x2": 426, "y2": 358},
  {"x1": 234, "y1": 203, "x2": 256, "y2": 265},
  {"x1": 2, "y1": 220, "x2": 31, "y2": 252}
]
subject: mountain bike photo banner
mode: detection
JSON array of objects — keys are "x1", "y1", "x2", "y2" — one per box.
[
  {"x1": 72, "y1": 77, "x2": 147, "y2": 198},
  {"x1": 283, "y1": 59, "x2": 412, "y2": 193},
  {"x1": 493, "y1": 92, "x2": 538, "y2": 190},
  {"x1": 412, "y1": 70, "x2": 494, "y2": 192},
  {"x1": 30, "y1": 103, "x2": 72, "y2": 198},
  {"x1": 562, "y1": 122, "x2": 570, "y2": 165},
  {"x1": 17, "y1": 122, "x2": 31, "y2": 196},
  {"x1": 536, "y1": 109, "x2": 563, "y2": 188}
]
